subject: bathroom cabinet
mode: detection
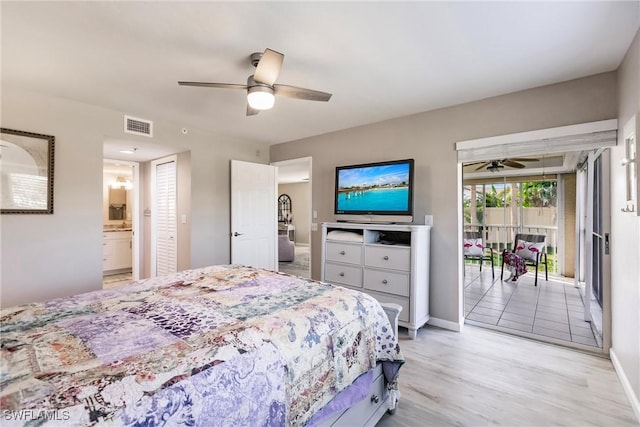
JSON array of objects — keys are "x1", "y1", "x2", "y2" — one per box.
[{"x1": 103, "y1": 230, "x2": 132, "y2": 272}]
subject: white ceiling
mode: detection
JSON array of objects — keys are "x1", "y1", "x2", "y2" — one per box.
[{"x1": 2, "y1": 2, "x2": 638, "y2": 146}]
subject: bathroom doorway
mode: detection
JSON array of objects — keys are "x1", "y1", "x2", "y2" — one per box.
[{"x1": 103, "y1": 159, "x2": 139, "y2": 288}]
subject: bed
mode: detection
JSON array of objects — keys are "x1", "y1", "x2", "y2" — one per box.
[{"x1": 0, "y1": 265, "x2": 404, "y2": 426}]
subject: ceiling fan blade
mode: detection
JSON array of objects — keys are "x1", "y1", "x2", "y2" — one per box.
[
  {"x1": 254, "y1": 48, "x2": 284, "y2": 86},
  {"x1": 274, "y1": 84, "x2": 332, "y2": 102},
  {"x1": 502, "y1": 160, "x2": 526, "y2": 168},
  {"x1": 178, "y1": 81, "x2": 248, "y2": 90},
  {"x1": 246, "y1": 104, "x2": 260, "y2": 116},
  {"x1": 475, "y1": 162, "x2": 490, "y2": 171},
  {"x1": 465, "y1": 161, "x2": 488, "y2": 167}
]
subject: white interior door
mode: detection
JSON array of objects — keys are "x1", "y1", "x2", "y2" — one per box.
[
  {"x1": 152, "y1": 156, "x2": 177, "y2": 277},
  {"x1": 230, "y1": 160, "x2": 277, "y2": 270}
]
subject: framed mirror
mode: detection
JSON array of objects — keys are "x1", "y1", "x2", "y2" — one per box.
[
  {"x1": 0, "y1": 128, "x2": 55, "y2": 214},
  {"x1": 278, "y1": 194, "x2": 292, "y2": 223}
]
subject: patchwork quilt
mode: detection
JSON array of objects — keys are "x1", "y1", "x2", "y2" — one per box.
[{"x1": 0, "y1": 265, "x2": 403, "y2": 426}]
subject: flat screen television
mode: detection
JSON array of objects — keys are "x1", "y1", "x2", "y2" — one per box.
[{"x1": 334, "y1": 159, "x2": 414, "y2": 223}]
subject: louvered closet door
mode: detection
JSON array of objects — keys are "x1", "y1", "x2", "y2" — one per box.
[{"x1": 154, "y1": 159, "x2": 177, "y2": 276}]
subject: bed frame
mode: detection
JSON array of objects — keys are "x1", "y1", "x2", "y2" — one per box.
[{"x1": 319, "y1": 303, "x2": 402, "y2": 426}]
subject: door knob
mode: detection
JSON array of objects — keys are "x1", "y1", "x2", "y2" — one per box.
[{"x1": 233, "y1": 232, "x2": 243, "y2": 237}]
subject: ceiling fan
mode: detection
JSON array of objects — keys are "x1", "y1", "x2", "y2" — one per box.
[
  {"x1": 466, "y1": 158, "x2": 540, "y2": 172},
  {"x1": 178, "y1": 48, "x2": 332, "y2": 116}
]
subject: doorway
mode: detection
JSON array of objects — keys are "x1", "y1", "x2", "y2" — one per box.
[
  {"x1": 456, "y1": 120, "x2": 617, "y2": 353},
  {"x1": 102, "y1": 159, "x2": 139, "y2": 288},
  {"x1": 272, "y1": 157, "x2": 312, "y2": 278}
]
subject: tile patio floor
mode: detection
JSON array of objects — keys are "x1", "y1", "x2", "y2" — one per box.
[{"x1": 464, "y1": 261, "x2": 600, "y2": 349}]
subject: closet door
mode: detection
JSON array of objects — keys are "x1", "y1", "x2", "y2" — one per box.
[{"x1": 152, "y1": 156, "x2": 177, "y2": 277}]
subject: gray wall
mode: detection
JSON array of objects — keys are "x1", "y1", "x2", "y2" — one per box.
[
  {"x1": 611, "y1": 29, "x2": 640, "y2": 409},
  {"x1": 0, "y1": 87, "x2": 268, "y2": 307},
  {"x1": 270, "y1": 72, "x2": 617, "y2": 326}
]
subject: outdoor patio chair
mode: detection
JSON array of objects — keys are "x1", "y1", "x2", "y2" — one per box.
[
  {"x1": 463, "y1": 231, "x2": 494, "y2": 277},
  {"x1": 501, "y1": 233, "x2": 548, "y2": 286}
]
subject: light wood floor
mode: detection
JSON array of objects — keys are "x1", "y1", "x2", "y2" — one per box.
[{"x1": 377, "y1": 325, "x2": 637, "y2": 426}]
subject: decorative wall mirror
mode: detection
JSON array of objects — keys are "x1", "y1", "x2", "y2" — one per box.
[
  {"x1": 278, "y1": 194, "x2": 292, "y2": 223},
  {"x1": 0, "y1": 128, "x2": 55, "y2": 214}
]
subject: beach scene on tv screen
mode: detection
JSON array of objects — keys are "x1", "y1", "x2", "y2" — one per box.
[{"x1": 337, "y1": 163, "x2": 410, "y2": 212}]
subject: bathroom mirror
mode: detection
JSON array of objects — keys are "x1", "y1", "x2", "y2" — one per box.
[{"x1": 108, "y1": 187, "x2": 127, "y2": 220}]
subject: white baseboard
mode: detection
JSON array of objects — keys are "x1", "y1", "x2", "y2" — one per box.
[
  {"x1": 427, "y1": 316, "x2": 463, "y2": 332},
  {"x1": 610, "y1": 348, "x2": 640, "y2": 423}
]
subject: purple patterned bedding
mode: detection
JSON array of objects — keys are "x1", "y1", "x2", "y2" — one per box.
[{"x1": 0, "y1": 265, "x2": 403, "y2": 426}]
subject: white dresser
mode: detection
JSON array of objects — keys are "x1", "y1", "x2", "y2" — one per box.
[{"x1": 321, "y1": 222, "x2": 430, "y2": 339}]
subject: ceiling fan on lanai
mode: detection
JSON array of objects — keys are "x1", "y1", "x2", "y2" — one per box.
[
  {"x1": 466, "y1": 158, "x2": 539, "y2": 172},
  {"x1": 178, "y1": 48, "x2": 332, "y2": 116}
]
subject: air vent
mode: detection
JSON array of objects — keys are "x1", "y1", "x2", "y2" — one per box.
[{"x1": 124, "y1": 115, "x2": 153, "y2": 137}]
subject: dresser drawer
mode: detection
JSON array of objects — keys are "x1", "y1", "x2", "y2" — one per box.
[
  {"x1": 326, "y1": 242, "x2": 363, "y2": 265},
  {"x1": 364, "y1": 245, "x2": 410, "y2": 271},
  {"x1": 324, "y1": 262, "x2": 362, "y2": 287},
  {"x1": 364, "y1": 268, "x2": 410, "y2": 297}
]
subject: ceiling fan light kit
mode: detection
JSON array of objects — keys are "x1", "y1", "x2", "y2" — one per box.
[
  {"x1": 247, "y1": 86, "x2": 275, "y2": 110},
  {"x1": 179, "y1": 48, "x2": 332, "y2": 116}
]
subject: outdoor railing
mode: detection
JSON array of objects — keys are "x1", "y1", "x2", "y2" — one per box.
[{"x1": 464, "y1": 224, "x2": 558, "y2": 274}]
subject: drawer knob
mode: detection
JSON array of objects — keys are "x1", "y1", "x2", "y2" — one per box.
[
  {"x1": 382, "y1": 279, "x2": 388, "y2": 284},
  {"x1": 339, "y1": 272, "x2": 345, "y2": 277},
  {"x1": 371, "y1": 394, "x2": 380, "y2": 404},
  {"x1": 383, "y1": 255, "x2": 389, "y2": 260},
  {"x1": 340, "y1": 250, "x2": 346, "y2": 255}
]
